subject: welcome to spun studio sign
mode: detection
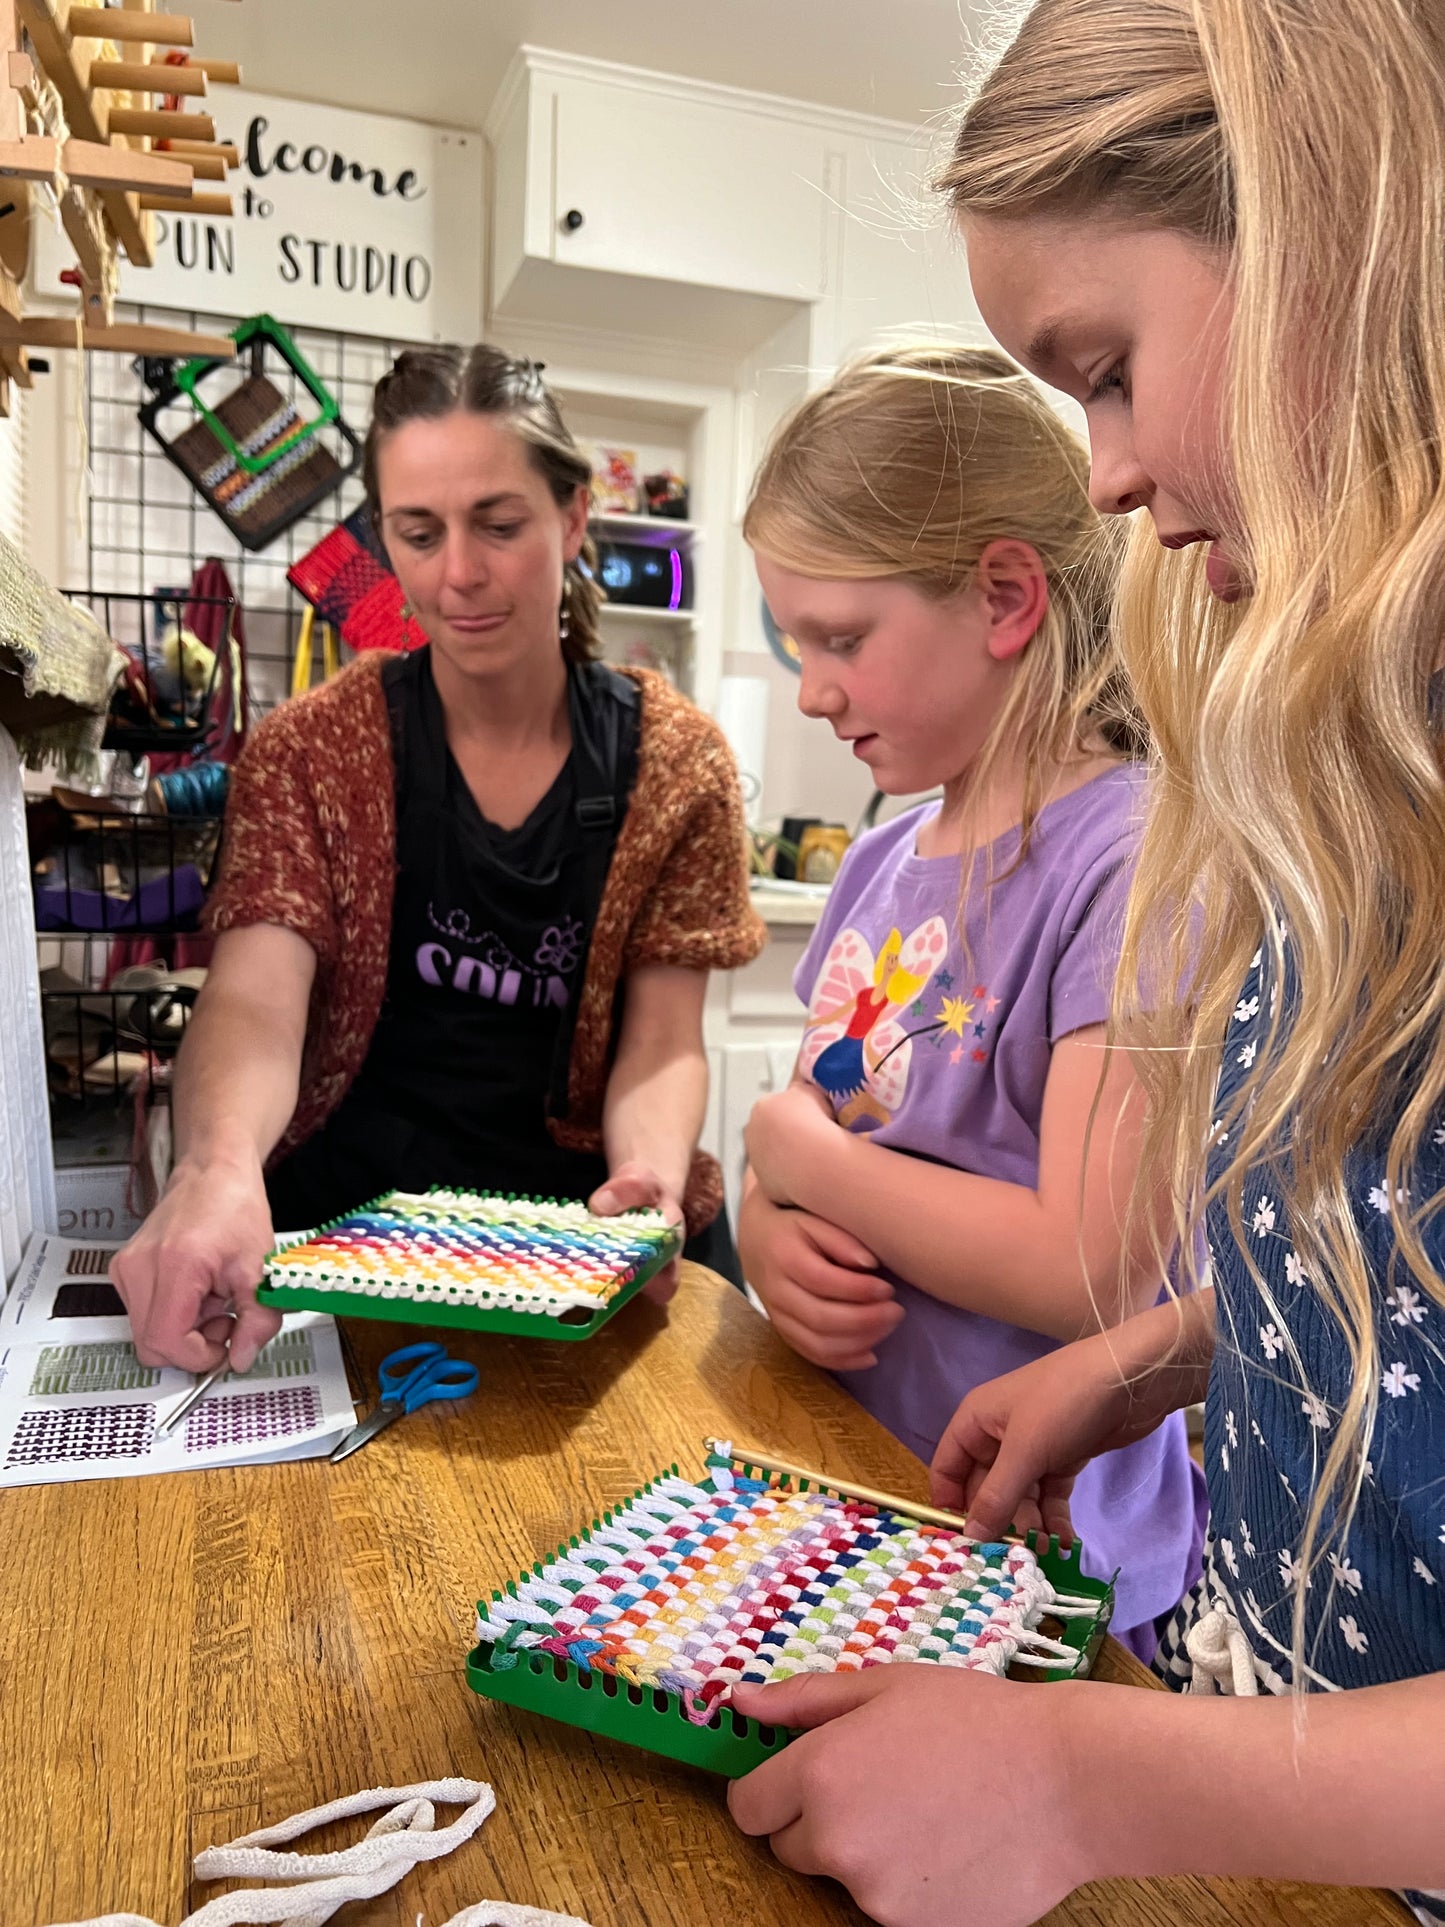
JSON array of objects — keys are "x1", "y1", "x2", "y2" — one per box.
[{"x1": 37, "y1": 89, "x2": 484, "y2": 343}]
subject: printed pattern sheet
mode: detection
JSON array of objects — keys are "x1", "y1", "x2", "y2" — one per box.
[{"x1": 0, "y1": 1235, "x2": 356, "y2": 1486}]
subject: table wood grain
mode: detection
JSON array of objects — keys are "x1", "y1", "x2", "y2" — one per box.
[{"x1": 0, "y1": 1265, "x2": 1412, "y2": 1927}]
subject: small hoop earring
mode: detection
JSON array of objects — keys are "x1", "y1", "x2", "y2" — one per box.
[{"x1": 400, "y1": 597, "x2": 414, "y2": 621}]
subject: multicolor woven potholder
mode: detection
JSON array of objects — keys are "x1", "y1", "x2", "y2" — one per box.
[
  {"x1": 256, "y1": 1188, "x2": 679, "y2": 1339},
  {"x1": 467, "y1": 1442, "x2": 1115, "y2": 1775},
  {"x1": 287, "y1": 504, "x2": 428, "y2": 653}
]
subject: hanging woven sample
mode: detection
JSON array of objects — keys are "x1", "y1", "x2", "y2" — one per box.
[
  {"x1": 256, "y1": 1188, "x2": 680, "y2": 1338},
  {"x1": 468, "y1": 1441, "x2": 1115, "y2": 1776},
  {"x1": 138, "y1": 315, "x2": 360, "y2": 550},
  {"x1": 288, "y1": 503, "x2": 428, "y2": 654}
]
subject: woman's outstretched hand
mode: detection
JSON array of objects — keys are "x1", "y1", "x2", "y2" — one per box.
[{"x1": 110, "y1": 1149, "x2": 282, "y2": 1374}]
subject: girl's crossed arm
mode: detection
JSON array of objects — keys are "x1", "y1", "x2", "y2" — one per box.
[{"x1": 746, "y1": 1024, "x2": 1167, "y2": 1342}]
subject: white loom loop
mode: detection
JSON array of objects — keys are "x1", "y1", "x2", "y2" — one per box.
[
  {"x1": 1185, "y1": 1603, "x2": 1260, "y2": 1697},
  {"x1": 442, "y1": 1909, "x2": 594, "y2": 1927},
  {"x1": 43, "y1": 1779, "x2": 594, "y2": 1927},
  {"x1": 190, "y1": 1778, "x2": 492, "y2": 1883}
]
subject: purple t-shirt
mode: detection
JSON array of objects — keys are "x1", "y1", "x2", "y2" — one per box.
[{"x1": 793, "y1": 765, "x2": 1206, "y2": 1640}]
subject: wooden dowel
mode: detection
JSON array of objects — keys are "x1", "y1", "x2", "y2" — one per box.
[
  {"x1": 170, "y1": 149, "x2": 225, "y2": 180},
  {"x1": 139, "y1": 189, "x2": 231, "y2": 216},
  {"x1": 158, "y1": 139, "x2": 238, "y2": 164},
  {"x1": 91, "y1": 59, "x2": 207, "y2": 96},
  {"x1": 0, "y1": 315, "x2": 236, "y2": 357},
  {"x1": 63, "y1": 138, "x2": 191, "y2": 194},
  {"x1": 0, "y1": 343, "x2": 33, "y2": 388},
  {"x1": 705, "y1": 1438, "x2": 1024, "y2": 1540},
  {"x1": 106, "y1": 107, "x2": 214, "y2": 141},
  {"x1": 68, "y1": 7, "x2": 194, "y2": 45},
  {"x1": 151, "y1": 56, "x2": 240, "y2": 84},
  {"x1": 0, "y1": 135, "x2": 58, "y2": 181}
]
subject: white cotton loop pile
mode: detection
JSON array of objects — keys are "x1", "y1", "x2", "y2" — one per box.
[
  {"x1": 41, "y1": 1779, "x2": 593, "y2": 1927},
  {"x1": 440, "y1": 1910, "x2": 593, "y2": 1927},
  {"x1": 1185, "y1": 1603, "x2": 1261, "y2": 1697}
]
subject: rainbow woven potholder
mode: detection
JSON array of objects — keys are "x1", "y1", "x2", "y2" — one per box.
[
  {"x1": 256, "y1": 1188, "x2": 679, "y2": 1338},
  {"x1": 467, "y1": 1442, "x2": 1115, "y2": 1775}
]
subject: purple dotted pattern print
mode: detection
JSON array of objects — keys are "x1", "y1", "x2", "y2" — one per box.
[
  {"x1": 184, "y1": 1385, "x2": 321, "y2": 1454},
  {"x1": 6, "y1": 1403, "x2": 154, "y2": 1466}
]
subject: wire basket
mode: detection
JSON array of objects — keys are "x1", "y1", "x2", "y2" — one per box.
[
  {"x1": 64, "y1": 586, "x2": 237, "y2": 754},
  {"x1": 28, "y1": 799, "x2": 221, "y2": 934},
  {"x1": 41, "y1": 978, "x2": 191, "y2": 1109}
]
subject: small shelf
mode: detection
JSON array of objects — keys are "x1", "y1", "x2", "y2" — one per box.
[
  {"x1": 598, "y1": 604, "x2": 695, "y2": 626},
  {"x1": 590, "y1": 512, "x2": 701, "y2": 543}
]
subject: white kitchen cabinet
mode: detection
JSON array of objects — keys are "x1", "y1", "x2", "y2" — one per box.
[
  {"x1": 550, "y1": 75, "x2": 830, "y2": 303},
  {"x1": 489, "y1": 51, "x2": 833, "y2": 333}
]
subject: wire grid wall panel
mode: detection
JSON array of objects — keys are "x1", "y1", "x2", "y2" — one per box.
[{"x1": 85, "y1": 303, "x2": 405, "y2": 716}]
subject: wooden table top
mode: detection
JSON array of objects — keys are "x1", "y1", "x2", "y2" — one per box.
[{"x1": 0, "y1": 1264, "x2": 1411, "y2": 1927}]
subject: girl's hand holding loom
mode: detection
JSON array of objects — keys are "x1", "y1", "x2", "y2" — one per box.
[{"x1": 728, "y1": 1664, "x2": 1102, "y2": 1927}]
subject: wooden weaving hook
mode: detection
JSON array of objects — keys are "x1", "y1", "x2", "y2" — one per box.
[{"x1": 707, "y1": 1437, "x2": 1029, "y2": 1544}]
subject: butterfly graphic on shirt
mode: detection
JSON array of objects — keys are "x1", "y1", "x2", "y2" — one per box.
[{"x1": 800, "y1": 917, "x2": 949, "y2": 1130}]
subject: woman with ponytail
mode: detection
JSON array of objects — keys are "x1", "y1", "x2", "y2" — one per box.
[
  {"x1": 727, "y1": 5, "x2": 1445, "y2": 1922},
  {"x1": 114, "y1": 345, "x2": 762, "y2": 1369}
]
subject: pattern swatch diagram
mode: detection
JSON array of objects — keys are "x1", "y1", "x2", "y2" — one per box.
[
  {"x1": 6, "y1": 1403, "x2": 155, "y2": 1466},
  {"x1": 225, "y1": 1328, "x2": 315, "y2": 1381},
  {"x1": 29, "y1": 1342, "x2": 161, "y2": 1397},
  {"x1": 50, "y1": 1279, "x2": 127, "y2": 1320},
  {"x1": 65, "y1": 1247, "x2": 115, "y2": 1276},
  {"x1": 184, "y1": 1384, "x2": 321, "y2": 1454}
]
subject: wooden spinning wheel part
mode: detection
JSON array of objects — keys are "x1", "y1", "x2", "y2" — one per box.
[{"x1": 0, "y1": 176, "x2": 28, "y2": 282}]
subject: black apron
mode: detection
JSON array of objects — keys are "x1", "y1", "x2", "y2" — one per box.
[{"x1": 265, "y1": 650, "x2": 637, "y2": 1230}]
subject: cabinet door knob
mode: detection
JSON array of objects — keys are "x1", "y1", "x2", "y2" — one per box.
[{"x1": 561, "y1": 207, "x2": 585, "y2": 233}]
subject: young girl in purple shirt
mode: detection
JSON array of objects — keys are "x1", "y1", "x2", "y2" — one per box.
[{"x1": 738, "y1": 345, "x2": 1205, "y2": 1660}]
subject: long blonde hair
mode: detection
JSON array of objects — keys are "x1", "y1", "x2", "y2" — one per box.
[
  {"x1": 744, "y1": 344, "x2": 1136, "y2": 855},
  {"x1": 943, "y1": 0, "x2": 1445, "y2": 1664}
]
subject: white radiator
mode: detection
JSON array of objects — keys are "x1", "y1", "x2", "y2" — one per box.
[{"x1": 0, "y1": 725, "x2": 56, "y2": 1285}]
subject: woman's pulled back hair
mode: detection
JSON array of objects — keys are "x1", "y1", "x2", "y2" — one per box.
[{"x1": 364, "y1": 343, "x2": 602, "y2": 666}]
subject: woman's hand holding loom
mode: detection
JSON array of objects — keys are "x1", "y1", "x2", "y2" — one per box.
[{"x1": 589, "y1": 1159, "x2": 684, "y2": 1303}]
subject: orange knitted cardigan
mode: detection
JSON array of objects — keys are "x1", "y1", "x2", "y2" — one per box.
[{"x1": 204, "y1": 653, "x2": 765, "y2": 1232}]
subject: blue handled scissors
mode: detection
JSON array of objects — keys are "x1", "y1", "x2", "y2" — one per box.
[{"x1": 329, "y1": 1341, "x2": 479, "y2": 1463}]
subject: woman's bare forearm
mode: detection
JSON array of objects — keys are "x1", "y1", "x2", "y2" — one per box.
[{"x1": 171, "y1": 926, "x2": 315, "y2": 1172}]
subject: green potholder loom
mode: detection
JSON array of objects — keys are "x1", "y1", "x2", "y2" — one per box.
[
  {"x1": 139, "y1": 315, "x2": 360, "y2": 550},
  {"x1": 467, "y1": 1440, "x2": 1116, "y2": 1777}
]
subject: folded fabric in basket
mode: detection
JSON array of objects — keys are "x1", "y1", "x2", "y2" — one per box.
[{"x1": 287, "y1": 504, "x2": 428, "y2": 654}]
